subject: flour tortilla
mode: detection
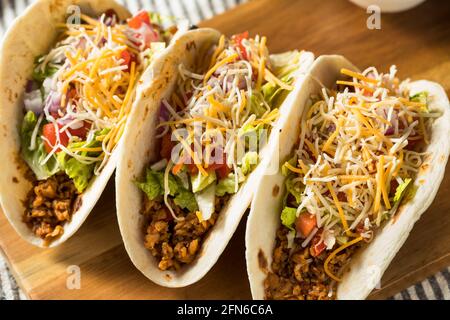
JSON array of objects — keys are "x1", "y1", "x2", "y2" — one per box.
[
  {"x1": 0, "y1": 0, "x2": 160, "y2": 247},
  {"x1": 115, "y1": 28, "x2": 314, "y2": 287},
  {"x1": 246, "y1": 55, "x2": 450, "y2": 300}
]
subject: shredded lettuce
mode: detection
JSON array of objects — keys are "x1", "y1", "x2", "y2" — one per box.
[
  {"x1": 32, "y1": 57, "x2": 59, "y2": 84},
  {"x1": 393, "y1": 178, "x2": 412, "y2": 203},
  {"x1": 281, "y1": 207, "x2": 297, "y2": 230},
  {"x1": 174, "y1": 188, "x2": 198, "y2": 212},
  {"x1": 20, "y1": 111, "x2": 61, "y2": 180},
  {"x1": 215, "y1": 173, "x2": 237, "y2": 197},
  {"x1": 155, "y1": 170, "x2": 179, "y2": 196},
  {"x1": 262, "y1": 74, "x2": 293, "y2": 106},
  {"x1": 410, "y1": 91, "x2": 428, "y2": 104},
  {"x1": 250, "y1": 93, "x2": 267, "y2": 118},
  {"x1": 137, "y1": 167, "x2": 198, "y2": 211},
  {"x1": 285, "y1": 177, "x2": 303, "y2": 204},
  {"x1": 136, "y1": 168, "x2": 161, "y2": 201},
  {"x1": 241, "y1": 151, "x2": 258, "y2": 175},
  {"x1": 281, "y1": 155, "x2": 298, "y2": 177},
  {"x1": 238, "y1": 122, "x2": 263, "y2": 137},
  {"x1": 57, "y1": 152, "x2": 94, "y2": 193},
  {"x1": 191, "y1": 170, "x2": 216, "y2": 193},
  {"x1": 56, "y1": 130, "x2": 110, "y2": 192},
  {"x1": 410, "y1": 91, "x2": 428, "y2": 112}
]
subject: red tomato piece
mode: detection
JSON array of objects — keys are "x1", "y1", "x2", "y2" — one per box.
[
  {"x1": 310, "y1": 230, "x2": 326, "y2": 257},
  {"x1": 187, "y1": 163, "x2": 199, "y2": 175},
  {"x1": 42, "y1": 123, "x2": 69, "y2": 153},
  {"x1": 120, "y1": 50, "x2": 137, "y2": 71},
  {"x1": 68, "y1": 121, "x2": 91, "y2": 140},
  {"x1": 216, "y1": 164, "x2": 231, "y2": 179},
  {"x1": 295, "y1": 213, "x2": 317, "y2": 238},
  {"x1": 232, "y1": 31, "x2": 249, "y2": 60},
  {"x1": 127, "y1": 10, "x2": 151, "y2": 29}
]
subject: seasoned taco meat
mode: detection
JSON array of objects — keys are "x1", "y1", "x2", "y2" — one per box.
[
  {"x1": 264, "y1": 225, "x2": 359, "y2": 300},
  {"x1": 262, "y1": 66, "x2": 435, "y2": 300},
  {"x1": 141, "y1": 194, "x2": 229, "y2": 270},
  {"x1": 23, "y1": 173, "x2": 79, "y2": 240}
]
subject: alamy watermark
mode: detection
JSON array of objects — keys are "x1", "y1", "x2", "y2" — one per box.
[
  {"x1": 66, "y1": 265, "x2": 81, "y2": 290},
  {"x1": 367, "y1": 5, "x2": 381, "y2": 30}
]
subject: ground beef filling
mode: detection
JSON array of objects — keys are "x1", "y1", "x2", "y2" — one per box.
[
  {"x1": 23, "y1": 173, "x2": 79, "y2": 240},
  {"x1": 142, "y1": 194, "x2": 229, "y2": 271},
  {"x1": 264, "y1": 226, "x2": 358, "y2": 300}
]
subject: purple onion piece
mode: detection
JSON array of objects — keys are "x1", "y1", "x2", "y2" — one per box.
[
  {"x1": 25, "y1": 80, "x2": 38, "y2": 93},
  {"x1": 76, "y1": 38, "x2": 86, "y2": 51},
  {"x1": 327, "y1": 123, "x2": 336, "y2": 133},
  {"x1": 45, "y1": 90, "x2": 62, "y2": 115},
  {"x1": 98, "y1": 37, "x2": 107, "y2": 47},
  {"x1": 104, "y1": 9, "x2": 119, "y2": 26},
  {"x1": 24, "y1": 90, "x2": 43, "y2": 114},
  {"x1": 57, "y1": 117, "x2": 83, "y2": 130},
  {"x1": 159, "y1": 101, "x2": 170, "y2": 121},
  {"x1": 385, "y1": 127, "x2": 395, "y2": 136}
]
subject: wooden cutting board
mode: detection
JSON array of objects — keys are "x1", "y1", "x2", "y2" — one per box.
[{"x1": 1, "y1": 0, "x2": 449, "y2": 300}]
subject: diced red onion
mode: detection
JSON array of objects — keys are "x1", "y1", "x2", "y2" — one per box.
[
  {"x1": 159, "y1": 101, "x2": 170, "y2": 121},
  {"x1": 24, "y1": 90, "x2": 43, "y2": 114},
  {"x1": 57, "y1": 116, "x2": 83, "y2": 130},
  {"x1": 45, "y1": 91, "x2": 62, "y2": 114},
  {"x1": 104, "y1": 9, "x2": 118, "y2": 26},
  {"x1": 385, "y1": 127, "x2": 395, "y2": 136},
  {"x1": 327, "y1": 123, "x2": 336, "y2": 133},
  {"x1": 98, "y1": 37, "x2": 107, "y2": 47},
  {"x1": 25, "y1": 80, "x2": 38, "y2": 93},
  {"x1": 76, "y1": 38, "x2": 86, "y2": 51}
]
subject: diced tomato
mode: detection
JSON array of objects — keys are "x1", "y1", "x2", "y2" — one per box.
[
  {"x1": 216, "y1": 164, "x2": 231, "y2": 179},
  {"x1": 42, "y1": 123, "x2": 69, "y2": 153},
  {"x1": 127, "y1": 10, "x2": 151, "y2": 29},
  {"x1": 405, "y1": 137, "x2": 421, "y2": 151},
  {"x1": 172, "y1": 161, "x2": 184, "y2": 175},
  {"x1": 120, "y1": 49, "x2": 137, "y2": 71},
  {"x1": 160, "y1": 133, "x2": 174, "y2": 161},
  {"x1": 50, "y1": 111, "x2": 60, "y2": 119},
  {"x1": 295, "y1": 213, "x2": 317, "y2": 238},
  {"x1": 232, "y1": 31, "x2": 249, "y2": 60},
  {"x1": 68, "y1": 121, "x2": 91, "y2": 140},
  {"x1": 208, "y1": 162, "x2": 231, "y2": 179},
  {"x1": 310, "y1": 231, "x2": 326, "y2": 257},
  {"x1": 206, "y1": 151, "x2": 230, "y2": 179},
  {"x1": 130, "y1": 25, "x2": 159, "y2": 49},
  {"x1": 186, "y1": 163, "x2": 199, "y2": 175}
]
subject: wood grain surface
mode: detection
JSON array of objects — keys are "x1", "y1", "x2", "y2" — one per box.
[{"x1": 0, "y1": 0, "x2": 449, "y2": 299}]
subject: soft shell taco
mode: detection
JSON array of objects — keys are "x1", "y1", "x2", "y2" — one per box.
[
  {"x1": 115, "y1": 28, "x2": 314, "y2": 287},
  {"x1": 0, "y1": 0, "x2": 185, "y2": 247},
  {"x1": 246, "y1": 55, "x2": 450, "y2": 300}
]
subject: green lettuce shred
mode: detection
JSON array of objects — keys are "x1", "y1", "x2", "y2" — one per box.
[
  {"x1": 241, "y1": 151, "x2": 259, "y2": 175},
  {"x1": 280, "y1": 207, "x2": 297, "y2": 230},
  {"x1": 215, "y1": 173, "x2": 237, "y2": 197},
  {"x1": 393, "y1": 178, "x2": 412, "y2": 203},
  {"x1": 136, "y1": 167, "x2": 198, "y2": 212},
  {"x1": 191, "y1": 170, "x2": 216, "y2": 193},
  {"x1": 20, "y1": 111, "x2": 61, "y2": 180}
]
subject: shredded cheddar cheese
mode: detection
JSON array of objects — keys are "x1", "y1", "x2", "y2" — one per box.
[
  {"x1": 30, "y1": 10, "x2": 176, "y2": 177},
  {"x1": 281, "y1": 65, "x2": 437, "y2": 278}
]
